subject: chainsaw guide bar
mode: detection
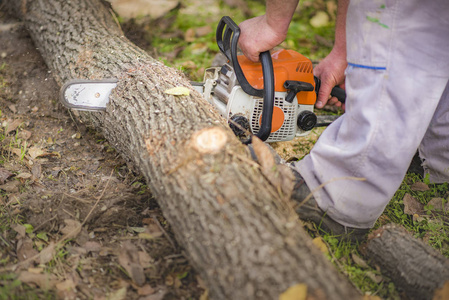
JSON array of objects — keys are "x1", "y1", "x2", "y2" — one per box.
[{"x1": 60, "y1": 79, "x2": 118, "y2": 111}]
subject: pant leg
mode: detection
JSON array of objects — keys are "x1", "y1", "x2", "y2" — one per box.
[
  {"x1": 296, "y1": 0, "x2": 449, "y2": 228},
  {"x1": 419, "y1": 82, "x2": 449, "y2": 183}
]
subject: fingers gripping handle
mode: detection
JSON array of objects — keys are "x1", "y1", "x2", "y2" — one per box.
[
  {"x1": 216, "y1": 16, "x2": 275, "y2": 142},
  {"x1": 314, "y1": 76, "x2": 346, "y2": 104}
]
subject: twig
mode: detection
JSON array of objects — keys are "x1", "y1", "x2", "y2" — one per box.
[
  {"x1": 152, "y1": 215, "x2": 176, "y2": 249},
  {"x1": 296, "y1": 176, "x2": 366, "y2": 210}
]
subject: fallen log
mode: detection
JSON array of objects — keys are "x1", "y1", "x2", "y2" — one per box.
[
  {"x1": 362, "y1": 224, "x2": 449, "y2": 300},
  {"x1": 5, "y1": 0, "x2": 361, "y2": 299}
]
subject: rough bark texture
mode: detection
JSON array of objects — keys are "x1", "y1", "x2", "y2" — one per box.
[
  {"x1": 5, "y1": 0, "x2": 361, "y2": 299},
  {"x1": 363, "y1": 224, "x2": 449, "y2": 300}
]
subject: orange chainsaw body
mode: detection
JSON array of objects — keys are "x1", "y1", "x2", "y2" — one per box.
[{"x1": 237, "y1": 49, "x2": 317, "y2": 106}]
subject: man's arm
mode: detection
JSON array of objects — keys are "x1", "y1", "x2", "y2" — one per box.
[
  {"x1": 313, "y1": 0, "x2": 349, "y2": 109},
  {"x1": 238, "y1": 0, "x2": 299, "y2": 62}
]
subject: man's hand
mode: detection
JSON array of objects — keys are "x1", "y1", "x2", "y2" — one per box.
[
  {"x1": 314, "y1": 49, "x2": 347, "y2": 109},
  {"x1": 238, "y1": 15, "x2": 288, "y2": 62}
]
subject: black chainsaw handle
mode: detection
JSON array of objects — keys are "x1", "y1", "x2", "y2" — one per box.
[
  {"x1": 216, "y1": 16, "x2": 275, "y2": 142},
  {"x1": 314, "y1": 76, "x2": 346, "y2": 104}
]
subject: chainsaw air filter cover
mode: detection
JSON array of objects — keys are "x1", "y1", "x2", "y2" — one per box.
[{"x1": 237, "y1": 49, "x2": 317, "y2": 106}]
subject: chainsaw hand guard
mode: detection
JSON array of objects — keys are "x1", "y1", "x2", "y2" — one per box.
[{"x1": 216, "y1": 16, "x2": 275, "y2": 142}]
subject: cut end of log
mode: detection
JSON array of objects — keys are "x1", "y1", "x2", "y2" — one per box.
[{"x1": 191, "y1": 127, "x2": 228, "y2": 154}]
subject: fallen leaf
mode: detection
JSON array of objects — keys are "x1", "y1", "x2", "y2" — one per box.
[
  {"x1": 137, "y1": 284, "x2": 155, "y2": 296},
  {"x1": 0, "y1": 180, "x2": 20, "y2": 193},
  {"x1": 363, "y1": 295, "x2": 382, "y2": 300},
  {"x1": 0, "y1": 168, "x2": 14, "y2": 184},
  {"x1": 28, "y1": 267, "x2": 44, "y2": 274},
  {"x1": 138, "y1": 251, "x2": 153, "y2": 268},
  {"x1": 427, "y1": 198, "x2": 448, "y2": 211},
  {"x1": 184, "y1": 28, "x2": 195, "y2": 42},
  {"x1": 410, "y1": 181, "x2": 430, "y2": 192},
  {"x1": 83, "y1": 241, "x2": 102, "y2": 252},
  {"x1": 351, "y1": 253, "x2": 369, "y2": 269},
  {"x1": 18, "y1": 129, "x2": 32, "y2": 140},
  {"x1": 118, "y1": 242, "x2": 146, "y2": 286},
  {"x1": 110, "y1": 0, "x2": 179, "y2": 19},
  {"x1": 12, "y1": 224, "x2": 26, "y2": 238},
  {"x1": 39, "y1": 242, "x2": 56, "y2": 264},
  {"x1": 403, "y1": 193, "x2": 424, "y2": 216},
  {"x1": 312, "y1": 237, "x2": 328, "y2": 254},
  {"x1": 164, "y1": 86, "x2": 190, "y2": 96},
  {"x1": 365, "y1": 271, "x2": 383, "y2": 284},
  {"x1": 56, "y1": 279, "x2": 76, "y2": 291},
  {"x1": 5, "y1": 119, "x2": 23, "y2": 135},
  {"x1": 60, "y1": 219, "x2": 82, "y2": 239},
  {"x1": 310, "y1": 11, "x2": 329, "y2": 28},
  {"x1": 108, "y1": 286, "x2": 127, "y2": 300},
  {"x1": 18, "y1": 271, "x2": 57, "y2": 289},
  {"x1": 28, "y1": 147, "x2": 45, "y2": 160},
  {"x1": 279, "y1": 283, "x2": 308, "y2": 300},
  {"x1": 433, "y1": 280, "x2": 449, "y2": 300},
  {"x1": 17, "y1": 238, "x2": 38, "y2": 263},
  {"x1": 16, "y1": 172, "x2": 33, "y2": 179}
]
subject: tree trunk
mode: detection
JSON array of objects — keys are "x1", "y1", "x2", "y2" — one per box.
[
  {"x1": 362, "y1": 224, "x2": 449, "y2": 300},
  {"x1": 5, "y1": 1, "x2": 361, "y2": 299}
]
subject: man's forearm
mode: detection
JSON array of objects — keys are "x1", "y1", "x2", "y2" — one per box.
[
  {"x1": 265, "y1": 0, "x2": 299, "y2": 36},
  {"x1": 333, "y1": 0, "x2": 349, "y2": 55}
]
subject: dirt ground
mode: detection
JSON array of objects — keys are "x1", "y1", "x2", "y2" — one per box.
[{"x1": 0, "y1": 10, "x2": 204, "y2": 300}]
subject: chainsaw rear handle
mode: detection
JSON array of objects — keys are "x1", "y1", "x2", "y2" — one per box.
[
  {"x1": 314, "y1": 76, "x2": 346, "y2": 104},
  {"x1": 216, "y1": 16, "x2": 275, "y2": 142}
]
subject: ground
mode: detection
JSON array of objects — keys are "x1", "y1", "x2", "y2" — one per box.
[
  {"x1": 1, "y1": 1, "x2": 449, "y2": 299},
  {"x1": 0, "y1": 11, "x2": 203, "y2": 300}
]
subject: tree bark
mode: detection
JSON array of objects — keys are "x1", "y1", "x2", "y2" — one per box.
[
  {"x1": 362, "y1": 224, "x2": 449, "y2": 300},
  {"x1": 5, "y1": 1, "x2": 361, "y2": 299}
]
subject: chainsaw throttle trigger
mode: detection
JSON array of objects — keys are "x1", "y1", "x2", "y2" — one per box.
[
  {"x1": 284, "y1": 80, "x2": 314, "y2": 103},
  {"x1": 217, "y1": 16, "x2": 275, "y2": 142},
  {"x1": 314, "y1": 76, "x2": 346, "y2": 104}
]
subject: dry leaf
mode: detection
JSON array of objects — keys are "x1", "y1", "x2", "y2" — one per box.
[
  {"x1": 18, "y1": 271, "x2": 57, "y2": 289},
  {"x1": 279, "y1": 283, "x2": 308, "y2": 300},
  {"x1": 164, "y1": 86, "x2": 190, "y2": 96},
  {"x1": 0, "y1": 167, "x2": 14, "y2": 184},
  {"x1": 12, "y1": 224, "x2": 26, "y2": 238},
  {"x1": 5, "y1": 119, "x2": 23, "y2": 135},
  {"x1": 118, "y1": 242, "x2": 146, "y2": 286},
  {"x1": 137, "y1": 284, "x2": 155, "y2": 296},
  {"x1": 403, "y1": 193, "x2": 424, "y2": 216},
  {"x1": 28, "y1": 147, "x2": 45, "y2": 160},
  {"x1": 310, "y1": 11, "x2": 330, "y2": 28},
  {"x1": 312, "y1": 237, "x2": 328, "y2": 254},
  {"x1": 363, "y1": 295, "x2": 382, "y2": 300},
  {"x1": 16, "y1": 172, "x2": 33, "y2": 179},
  {"x1": 433, "y1": 280, "x2": 449, "y2": 300},
  {"x1": 0, "y1": 180, "x2": 20, "y2": 193},
  {"x1": 410, "y1": 181, "x2": 430, "y2": 191},
  {"x1": 61, "y1": 219, "x2": 82, "y2": 239},
  {"x1": 351, "y1": 253, "x2": 369, "y2": 269},
  {"x1": 39, "y1": 242, "x2": 56, "y2": 264},
  {"x1": 56, "y1": 278, "x2": 76, "y2": 291},
  {"x1": 427, "y1": 198, "x2": 449, "y2": 211},
  {"x1": 108, "y1": 286, "x2": 127, "y2": 300}
]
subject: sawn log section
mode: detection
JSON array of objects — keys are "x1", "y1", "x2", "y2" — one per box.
[{"x1": 6, "y1": 0, "x2": 361, "y2": 299}]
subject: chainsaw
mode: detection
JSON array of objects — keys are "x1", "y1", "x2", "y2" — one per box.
[
  {"x1": 192, "y1": 16, "x2": 345, "y2": 143},
  {"x1": 60, "y1": 16, "x2": 344, "y2": 143}
]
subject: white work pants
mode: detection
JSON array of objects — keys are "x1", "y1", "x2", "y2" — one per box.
[{"x1": 296, "y1": 0, "x2": 449, "y2": 228}]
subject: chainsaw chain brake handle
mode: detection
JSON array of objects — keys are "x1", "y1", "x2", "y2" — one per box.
[{"x1": 216, "y1": 16, "x2": 275, "y2": 143}]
